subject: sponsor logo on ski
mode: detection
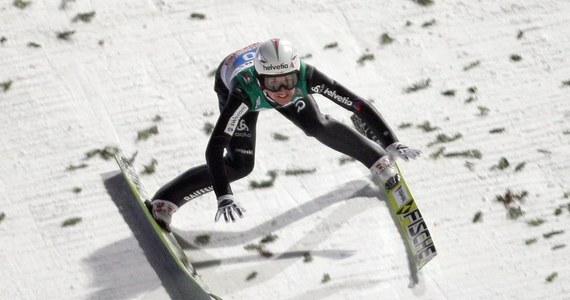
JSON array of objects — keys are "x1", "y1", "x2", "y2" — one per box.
[
  {"x1": 402, "y1": 209, "x2": 437, "y2": 266},
  {"x1": 385, "y1": 174, "x2": 401, "y2": 190},
  {"x1": 184, "y1": 186, "x2": 214, "y2": 202},
  {"x1": 323, "y1": 88, "x2": 353, "y2": 106},
  {"x1": 396, "y1": 201, "x2": 413, "y2": 215},
  {"x1": 224, "y1": 103, "x2": 249, "y2": 135},
  {"x1": 394, "y1": 185, "x2": 411, "y2": 207}
]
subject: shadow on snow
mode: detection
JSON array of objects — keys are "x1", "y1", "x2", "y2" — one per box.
[{"x1": 84, "y1": 172, "x2": 419, "y2": 298}]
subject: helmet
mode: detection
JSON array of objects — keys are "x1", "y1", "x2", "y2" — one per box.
[{"x1": 254, "y1": 38, "x2": 300, "y2": 76}]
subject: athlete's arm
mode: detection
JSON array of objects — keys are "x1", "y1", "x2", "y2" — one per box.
[
  {"x1": 205, "y1": 87, "x2": 250, "y2": 197},
  {"x1": 305, "y1": 64, "x2": 398, "y2": 149}
]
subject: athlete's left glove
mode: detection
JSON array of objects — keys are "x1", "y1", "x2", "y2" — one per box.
[
  {"x1": 215, "y1": 194, "x2": 246, "y2": 223},
  {"x1": 386, "y1": 142, "x2": 422, "y2": 161}
]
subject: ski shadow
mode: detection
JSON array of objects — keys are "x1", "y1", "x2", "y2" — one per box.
[
  {"x1": 178, "y1": 178, "x2": 395, "y2": 295},
  {"x1": 173, "y1": 178, "x2": 382, "y2": 250},
  {"x1": 84, "y1": 171, "x2": 162, "y2": 300},
  {"x1": 83, "y1": 236, "x2": 162, "y2": 300}
]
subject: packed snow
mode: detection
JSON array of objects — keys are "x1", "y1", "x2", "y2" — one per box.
[{"x1": 1, "y1": 0, "x2": 569, "y2": 299}]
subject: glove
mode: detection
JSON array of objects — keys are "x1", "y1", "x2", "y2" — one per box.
[
  {"x1": 386, "y1": 142, "x2": 422, "y2": 161},
  {"x1": 215, "y1": 194, "x2": 246, "y2": 223}
]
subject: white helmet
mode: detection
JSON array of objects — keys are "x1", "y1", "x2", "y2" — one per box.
[{"x1": 254, "y1": 38, "x2": 300, "y2": 76}]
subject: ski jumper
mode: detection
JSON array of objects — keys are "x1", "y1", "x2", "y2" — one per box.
[{"x1": 152, "y1": 43, "x2": 399, "y2": 207}]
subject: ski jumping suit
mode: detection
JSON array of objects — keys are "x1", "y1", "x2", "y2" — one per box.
[{"x1": 152, "y1": 42, "x2": 399, "y2": 207}]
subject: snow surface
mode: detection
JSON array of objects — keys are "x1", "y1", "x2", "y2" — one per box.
[{"x1": 1, "y1": 0, "x2": 569, "y2": 299}]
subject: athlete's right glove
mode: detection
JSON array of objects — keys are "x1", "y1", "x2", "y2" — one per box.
[
  {"x1": 386, "y1": 142, "x2": 422, "y2": 161},
  {"x1": 215, "y1": 194, "x2": 246, "y2": 223}
]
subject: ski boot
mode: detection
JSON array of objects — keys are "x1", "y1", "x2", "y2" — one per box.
[
  {"x1": 370, "y1": 155, "x2": 401, "y2": 190},
  {"x1": 145, "y1": 199, "x2": 178, "y2": 232}
]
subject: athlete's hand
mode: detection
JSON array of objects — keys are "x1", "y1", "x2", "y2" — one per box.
[
  {"x1": 386, "y1": 142, "x2": 422, "y2": 161},
  {"x1": 215, "y1": 194, "x2": 246, "y2": 223}
]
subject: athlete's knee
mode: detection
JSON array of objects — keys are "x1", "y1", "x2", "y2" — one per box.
[
  {"x1": 227, "y1": 152, "x2": 255, "y2": 179},
  {"x1": 302, "y1": 114, "x2": 331, "y2": 138},
  {"x1": 237, "y1": 157, "x2": 255, "y2": 177},
  {"x1": 232, "y1": 162, "x2": 254, "y2": 180}
]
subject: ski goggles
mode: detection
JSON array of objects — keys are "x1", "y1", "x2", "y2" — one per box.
[{"x1": 261, "y1": 72, "x2": 298, "y2": 92}]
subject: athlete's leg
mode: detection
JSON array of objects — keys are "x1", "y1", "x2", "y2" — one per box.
[
  {"x1": 151, "y1": 112, "x2": 258, "y2": 207},
  {"x1": 152, "y1": 66, "x2": 258, "y2": 207},
  {"x1": 276, "y1": 95, "x2": 385, "y2": 168}
]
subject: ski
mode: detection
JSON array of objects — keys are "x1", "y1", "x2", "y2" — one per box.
[
  {"x1": 382, "y1": 163, "x2": 437, "y2": 269},
  {"x1": 351, "y1": 114, "x2": 437, "y2": 270},
  {"x1": 114, "y1": 152, "x2": 222, "y2": 300}
]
